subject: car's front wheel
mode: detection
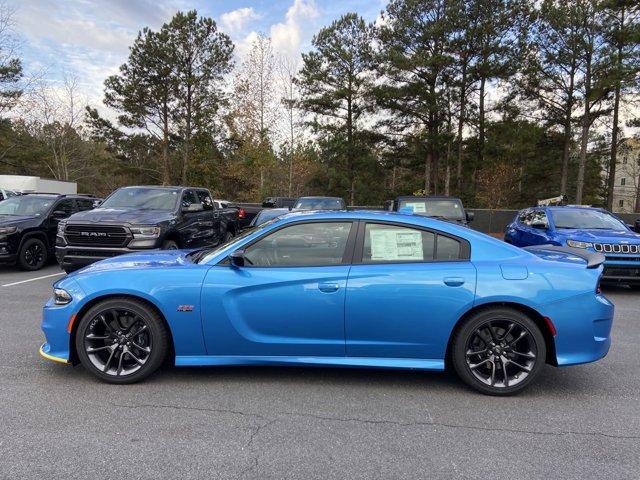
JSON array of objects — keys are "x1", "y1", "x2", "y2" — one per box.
[
  {"x1": 451, "y1": 307, "x2": 546, "y2": 396},
  {"x1": 75, "y1": 298, "x2": 169, "y2": 384},
  {"x1": 18, "y1": 237, "x2": 47, "y2": 271}
]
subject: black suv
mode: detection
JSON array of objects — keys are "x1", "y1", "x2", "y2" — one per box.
[
  {"x1": 55, "y1": 186, "x2": 239, "y2": 273},
  {"x1": 0, "y1": 193, "x2": 99, "y2": 270}
]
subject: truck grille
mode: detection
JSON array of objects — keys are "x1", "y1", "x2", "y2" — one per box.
[
  {"x1": 593, "y1": 243, "x2": 640, "y2": 254},
  {"x1": 65, "y1": 225, "x2": 129, "y2": 247}
]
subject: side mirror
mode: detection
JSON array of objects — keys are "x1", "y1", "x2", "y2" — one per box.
[
  {"x1": 466, "y1": 211, "x2": 475, "y2": 222},
  {"x1": 229, "y1": 249, "x2": 245, "y2": 268},
  {"x1": 183, "y1": 203, "x2": 204, "y2": 213},
  {"x1": 92, "y1": 200, "x2": 102, "y2": 208},
  {"x1": 530, "y1": 221, "x2": 548, "y2": 230},
  {"x1": 52, "y1": 210, "x2": 68, "y2": 219}
]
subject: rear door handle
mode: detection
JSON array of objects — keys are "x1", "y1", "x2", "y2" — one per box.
[
  {"x1": 318, "y1": 282, "x2": 340, "y2": 293},
  {"x1": 444, "y1": 277, "x2": 465, "y2": 287}
]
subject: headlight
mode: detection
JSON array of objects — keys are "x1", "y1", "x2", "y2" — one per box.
[
  {"x1": 130, "y1": 225, "x2": 161, "y2": 238},
  {"x1": 57, "y1": 221, "x2": 67, "y2": 236},
  {"x1": 567, "y1": 239, "x2": 593, "y2": 249},
  {"x1": 0, "y1": 226, "x2": 17, "y2": 235},
  {"x1": 53, "y1": 288, "x2": 72, "y2": 305}
]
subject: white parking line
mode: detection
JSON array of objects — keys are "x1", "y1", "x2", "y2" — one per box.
[{"x1": 2, "y1": 272, "x2": 65, "y2": 287}]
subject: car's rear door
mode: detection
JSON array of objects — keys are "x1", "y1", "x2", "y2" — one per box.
[
  {"x1": 345, "y1": 221, "x2": 476, "y2": 360},
  {"x1": 200, "y1": 220, "x2": 357, "y2": 357}
]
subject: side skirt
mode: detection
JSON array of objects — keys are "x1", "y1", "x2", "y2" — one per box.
[{"x1": 175, "y1": 355, "x2": 444, "y2": 371}]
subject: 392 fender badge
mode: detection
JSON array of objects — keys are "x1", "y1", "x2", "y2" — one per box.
[{"x1": 177, "y1": 305, "x2": 194, "y2": 312}]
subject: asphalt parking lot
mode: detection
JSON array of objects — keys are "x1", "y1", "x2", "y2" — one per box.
[{"x1": 0, "y1": 263, "x2": 639, "y2": 479}]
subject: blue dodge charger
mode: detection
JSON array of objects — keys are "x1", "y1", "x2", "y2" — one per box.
[
  {"x1": 505, "y1": 205, "x2": 640, "y2": 286},
  {"x1": 40, "y1": 210, "x2": 613, "y2": 395}
]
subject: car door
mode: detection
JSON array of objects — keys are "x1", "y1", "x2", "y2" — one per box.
[
  {"x1": 345, "y1": 221, "x2": 476, "y2": 360},
  {"x1": 195, "y1": 189, "x2": 219, "y2": 246},
  {"x1": 179, "y1": 190, "x2": 204, "y2": 248},
  {"x1": 200, "y1": 221, "x2": 356, "y2": 357}
]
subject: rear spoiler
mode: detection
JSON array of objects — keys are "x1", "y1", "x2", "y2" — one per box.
[{"x1": 523, "y1": 245, "x2": 605, "y2": 268}]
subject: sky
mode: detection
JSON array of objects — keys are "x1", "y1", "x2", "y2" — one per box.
[{"x1": 9, "y1": 0, "x2": 386, "y2": 113}]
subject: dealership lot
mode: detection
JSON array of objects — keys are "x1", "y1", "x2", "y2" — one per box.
[{"x1": 0, "y1": 264, "x2": 639, "y2": 479}]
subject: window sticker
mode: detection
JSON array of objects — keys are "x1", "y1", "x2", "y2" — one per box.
[
  {"x1": 370, "y1": 228, "x2": 423, "y2": 261},
  {"x1": 404, "y1": 202, "x2": 427, "y2": 213}
]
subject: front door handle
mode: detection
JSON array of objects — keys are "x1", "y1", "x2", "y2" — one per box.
[
  {"x1": 318, "y1": 282, "x2": 340, "y2": 293},
  {"x1": 444, "y1": 277, "x2": 465, "y2": 287}
]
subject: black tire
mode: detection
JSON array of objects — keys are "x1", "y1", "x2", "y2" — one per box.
[
  {"x1": 18, "y1": 237, "x2": 48, "y2": 271},
  {"x1": 161, "y1": 239, "x2": 179, "y2": 250},
  {"x1": 75, "y1": 297, "x2": 169, "y2": 384},
  {"x1": 451, "y1": 307, "x2": 546, "y2": 396}
]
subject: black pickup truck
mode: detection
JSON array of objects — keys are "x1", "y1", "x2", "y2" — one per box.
[
  {"x1": 386, "y1": 195, "x2": 474, "y2": 225},
  {"x1": 55, "y1": 186, "x2": 239, "y2": 272}
]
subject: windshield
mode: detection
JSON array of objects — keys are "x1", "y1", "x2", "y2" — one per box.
[
  {"x1": 399, "y1": 199, "x2": 464, "y2": 220},
  {"x1": 551, "y1": 209, "x2": 627, "y2": 230},
  {"x1": 195, "y1": 219, "x2": 277, "y2": 264},
  {"x1": 0, "y1": 196, "x2": 55, "y2": 216},
  {"x1": 294, "y1": 198, "x2": 344, "y2": 210},
  {"x1": 100, "y1": 188, "x2": 179, "y2": 211},
  {"x1": 252, "y1": 209, "x2": 287, "y2": 226}
]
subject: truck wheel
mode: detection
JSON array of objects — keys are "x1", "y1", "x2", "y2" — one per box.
[
  {"x1": 161, "y1": 240, "x2": 179, "y2": 250},
  {"x1": 224, "y1": 231, "x2": 234, "y2": 242},
  {"x1": 18, "y1": 238, "x2": 48, "y2": 271}
]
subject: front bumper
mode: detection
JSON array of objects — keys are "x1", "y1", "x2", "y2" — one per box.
[
  {"x1": 0, "y1": 240, "x2": 17, "y2": 264},
  {"x1": 39, "y1": 342, "x2": 69, "y2": 364},
  {"x1": 55, "y1": 244, "x2": 156, "y2": 269},
  {"x1": 601, "y1": 261, "x2": 640, "y2": 284}
]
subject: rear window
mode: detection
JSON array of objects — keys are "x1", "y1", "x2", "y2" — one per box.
[{"x1": 398, "y1": 199, "x2": 464, "y2": 220}]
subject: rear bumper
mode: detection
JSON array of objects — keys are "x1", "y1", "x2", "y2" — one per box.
[{"x1": 551, "y1": 293, "x2": 614, "y2": 367}]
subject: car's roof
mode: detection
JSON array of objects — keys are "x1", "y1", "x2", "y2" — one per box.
[
  {"x1": 545, "y1": 206, "x2": 607, "y2": 213},
  {"x1": 119, "y1": 185, "x2": 204, "y2": 191}
]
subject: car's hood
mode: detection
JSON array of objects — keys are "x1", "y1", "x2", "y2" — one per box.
[
  {"x1": 0, "y1": 214, "x2": 38, "y2": 226},
  {"x1": 69, "y1": 249, "x2": 192, "y2": 276},
  {"x1": 555, "y1": 228, "x2": 640, "y2": 244},
  {"x1": 67, "y1": 207, "x2": 175, "y2": 224}
]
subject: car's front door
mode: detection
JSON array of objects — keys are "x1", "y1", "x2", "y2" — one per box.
[
  {"x1": 195, "y1": 189, "x2": 219, "y2": 246},
  {"x1": 345, "y1": 221, "x2": 476, "y2": 360},
  {"x1": 179, "y1": 190, "x2": 204, "y2": 247},
  {"x1": 47, "y1": 198, "x2": 77, "y2": 249},
  {"x1": 200, "y1": 221, "x2": 355, "y2": 357}
]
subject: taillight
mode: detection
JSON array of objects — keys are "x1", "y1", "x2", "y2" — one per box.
[{"x1": 238, "y1": 208, "x2": 245, "y2": 219}]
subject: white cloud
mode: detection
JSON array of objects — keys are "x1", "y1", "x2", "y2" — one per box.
[
  {"x1": 270, "y1": 0, "x2": 319, "y2": 61},
  {"x1": 220, "y1": 7, "x2": 260, "y2": 33}
]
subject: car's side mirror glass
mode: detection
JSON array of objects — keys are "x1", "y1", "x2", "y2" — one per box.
[
  {"x1": 530, "y1": 221, "x2": 547, "y2": 230},
  {"x1": 229, "y1": 249, "x2": 245, "y2": 268},
  {"x1": 466, "y1": 211, "x2": 475, "y2": 222},
  {"x1": 182, "y1": 203, "x2": 204, "y2": 213}
]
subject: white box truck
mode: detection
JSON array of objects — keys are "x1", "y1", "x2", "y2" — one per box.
[{"x1": 0, "y1": 175, "x2": 77, "y2": 194}]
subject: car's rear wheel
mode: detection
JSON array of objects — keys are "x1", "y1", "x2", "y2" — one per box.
[
  {"x1": 451, "y1": 308, "x2": 546, "y2": 396},
  {"x1": 224, "y1": 231, "x2": 233, "y2": 242},
  {"x1": 75, "y1": 298, "x2": 169, "y2": 384},
  {"x1": 18, "y1": 237, "x2": 47, "y2": 271}
]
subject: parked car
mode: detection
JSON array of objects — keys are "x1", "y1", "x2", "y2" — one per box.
[
  {"x1": 262, "y1": 197, "x2": 296, "y2": 209},
  {"x1": 387, "y1": 195, "x2": 474, "y2": 225},
  {"x1": 293, "y1": 196, "x2": 346, "y2": 210},
  {"x1": 0, "y1": 188, "x2": 20, "y2": 201},
  {"x1": 249, "y1": 208, "x2": 290, "y2": 227},
  {"x1": 505, "y1": 205, "x2": 640, "y2": 286},
  {"x1": 0, "y1": 193, "x2": 99, "y2": 270},
  {"x1": 55, "y1": 186, "x2": 239, "y2": 273},
  {"x1": 40, "y1": 210, "x2": 612, "y2": 395}
]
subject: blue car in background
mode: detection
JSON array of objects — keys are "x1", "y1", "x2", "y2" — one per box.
[
  {"x1": 505, "y1": 206, "x2": 640, "y2": 287},
  {"x1": 40, "y1": 210, "x2": 613, "y2": 395}
]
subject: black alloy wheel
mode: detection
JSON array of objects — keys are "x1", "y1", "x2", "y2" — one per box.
[
  {"x1": 452, "y1": 308, "x2": 546, "y2": 395},
  {"x1": 18, "y1": 238, "x2": 47, "y2": 271},
  {"x1": 75, "y1": 298, "x2": 168, "y2": 384}
]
